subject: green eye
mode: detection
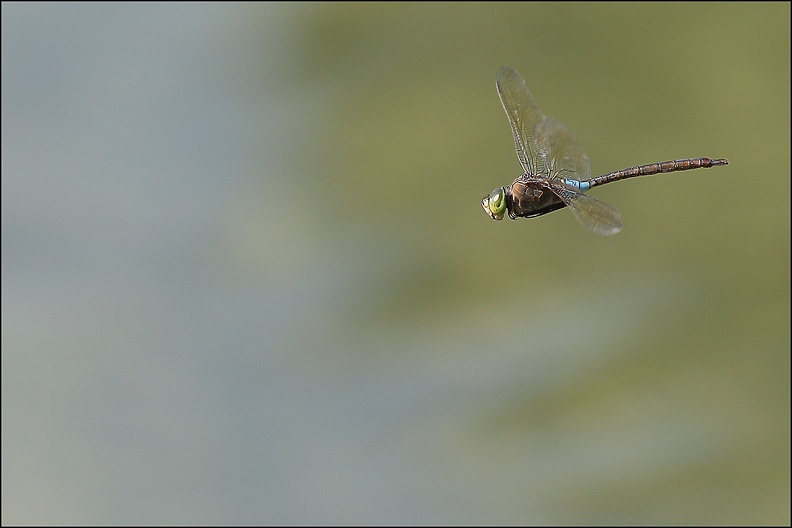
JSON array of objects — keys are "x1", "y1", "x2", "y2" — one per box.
[{"x1": 482, "y1": 187, "x2": 506, "y2": 220}]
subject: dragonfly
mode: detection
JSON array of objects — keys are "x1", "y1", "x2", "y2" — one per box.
[{"x1": 481, "y1": 66, "x2": 728, "y2": 235}]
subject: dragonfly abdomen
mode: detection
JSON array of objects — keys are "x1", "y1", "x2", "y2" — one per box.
[{"x1": 587, "y1": 157, "x2": 728, "y2": 188}]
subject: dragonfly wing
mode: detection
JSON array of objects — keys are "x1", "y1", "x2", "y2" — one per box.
[
  {"x1": 544, "y1": 117, "x2": 592, "y2": 181},
  {"x1": 553, "y1": 185, "x2": 622, "y2": 235},
  {"x1": 496, "y1": 66, "x2": 550, "y2": 176}
]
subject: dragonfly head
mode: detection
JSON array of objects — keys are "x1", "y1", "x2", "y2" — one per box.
[{"x1": 482, "y1": 187, "x2": 507, "y2": 220}]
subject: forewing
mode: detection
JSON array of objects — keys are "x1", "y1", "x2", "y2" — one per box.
[
  {"x1": 553, "y1": 185, "x2": 622, "y2": 235},
  {"x1": 496, "y1": 66, "x2": 550, "y2": 176},
  {"x1": 544, "y1": 117, "x2": 591, "y2": 182}
]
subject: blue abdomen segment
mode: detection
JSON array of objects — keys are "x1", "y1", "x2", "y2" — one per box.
[{"x1": 562, "y1": 178, "x2": 591, "y2": 192}]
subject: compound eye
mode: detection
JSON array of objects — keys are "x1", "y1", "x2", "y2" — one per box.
[{"x1": 488, "y1": 188, "x2": 506, "y2": 219}]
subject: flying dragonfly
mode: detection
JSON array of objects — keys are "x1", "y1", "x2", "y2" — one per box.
[{"x1": 481, "y1": 66, "x2": 728, "y2": 235}]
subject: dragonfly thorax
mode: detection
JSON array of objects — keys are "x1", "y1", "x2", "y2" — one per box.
[{"x1": 507, "y1": 178, "x2": 567, "y2": 219}]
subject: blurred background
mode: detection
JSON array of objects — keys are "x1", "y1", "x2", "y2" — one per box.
[{"x1": 2, "y1": 3, "x2": 789, "y2": 525}]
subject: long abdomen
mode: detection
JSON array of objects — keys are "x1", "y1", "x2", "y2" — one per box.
[{"x1": 586, "y1": 157, "x2": 728, "y2": 188}]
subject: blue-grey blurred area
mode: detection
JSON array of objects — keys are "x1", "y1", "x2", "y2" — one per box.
[{"x1": 2, "y1": 3, "x2": 789, "y2": 525}]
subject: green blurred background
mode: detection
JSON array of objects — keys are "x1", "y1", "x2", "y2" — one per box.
[{"x1": 3, "y1": 3, "x2": 789, "y2": 525}]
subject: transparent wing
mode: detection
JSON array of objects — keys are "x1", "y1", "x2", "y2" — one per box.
[
  {"x1": 496, "y1": 66, "x2": 550, "y2": 176},
  {"x1": 552, "y1": 185, "x2": 622, "y2": 235},
  {"x1": 544, "y1": 117, "x2": 591, "y2": 182}
]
